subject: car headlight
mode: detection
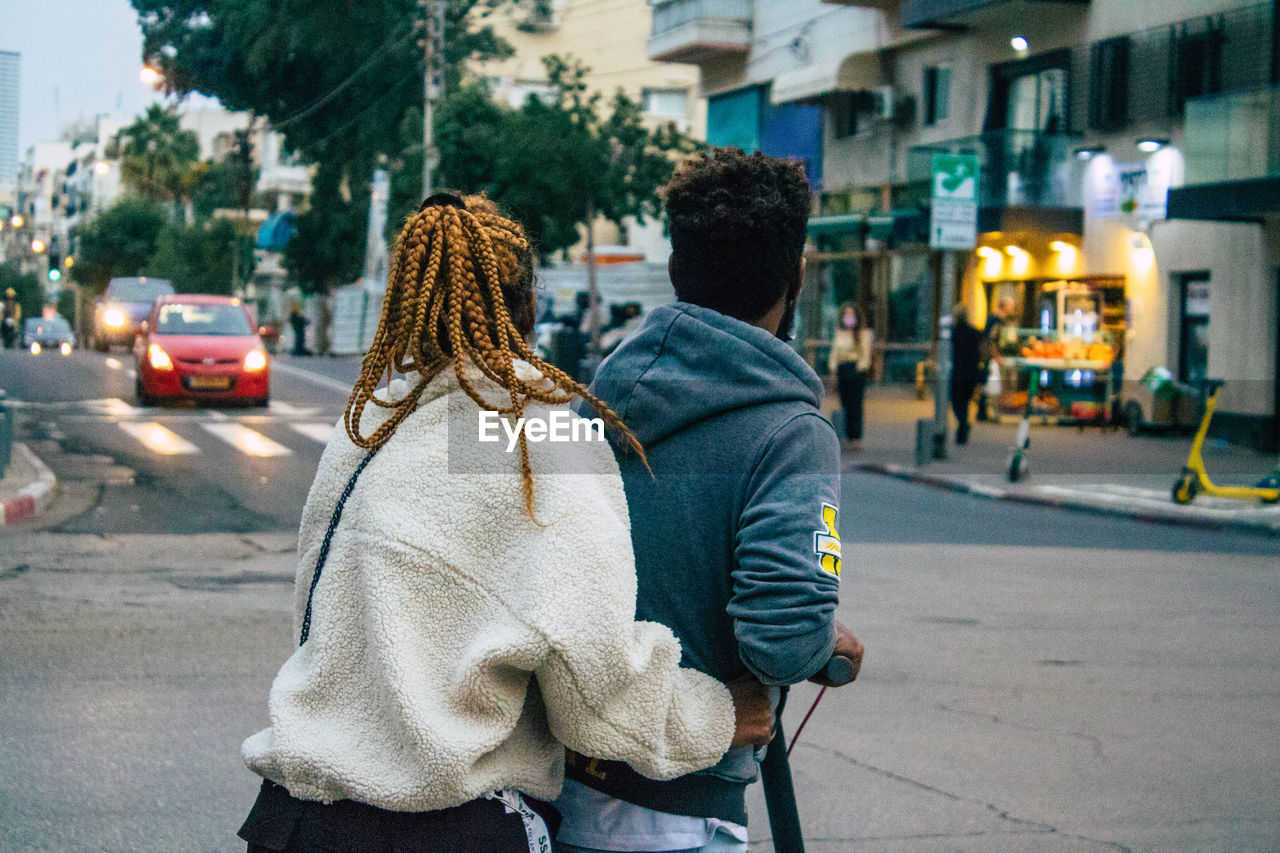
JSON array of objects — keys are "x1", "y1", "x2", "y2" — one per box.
[
  {"x1": 244, "y1": 349, "x2": 267, "y2": 371},
  {"x1": 29, "y1": 342, "x2": 41, "y2": 355},
  {"x1": 148, "y1": 343, "x2": 172, "y2": 370},
  {"x1": 103, "y1": 308, "x2": 126, "y2": 328},
  {"x1": 60, "y1": 342, "x2": 72, "y2": 356}
]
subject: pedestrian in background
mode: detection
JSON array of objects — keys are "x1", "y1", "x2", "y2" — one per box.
[
  {"x1": 286, "y1": 298, "x2": 310, "y2": 356},
  {"x1": 237, "y1": 193, "x2": 773, "y2": 853},
  {"x1": 977, "y1": 295, "x2": 1015, "y2": 421},
  {"x1": 950, "y1": 302, "x2": 983, "y2": 445},
  {"x1": 828, "y1": 301, "x2": 873, "y2": 452}
]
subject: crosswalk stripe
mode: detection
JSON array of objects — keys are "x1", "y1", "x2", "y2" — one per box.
[
  {"x1": 201, "y1": 423, "x2": 294, "y2": 457},
  {"x1": 271, "y1": 401, "x2": 322, "y2": 417},
  {"x1": 105, "y1": 357, "x2": 123, "y2": 370},
  {"x1": 88, "y1": 398, "x2": 138, "y2": 417},
  {"x1": 118, "y1": 422, "x2": 201, "y2": 455},
  {"x1": 291, "y1": 422, "x2": 336, "y2": 444}
]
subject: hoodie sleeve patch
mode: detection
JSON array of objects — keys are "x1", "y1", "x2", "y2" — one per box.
[{"x1": 814, "y1": 503, "x2": 842, "y2": 579}]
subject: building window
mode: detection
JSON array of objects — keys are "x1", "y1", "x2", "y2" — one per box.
[
  {"x1": 1168, "y1": 20, "x2": 1225, "y2": 116},
  {"x1": 1089, "y1": 37, "x2": 1130, "y2": 132},
  {"x1": 642, "y1": 88, "x2": 689, "y2": 122},
  {"x1": 923, "y1": 66, "x2": 950, "y2": 126},
  {"x1": 831, "y1": 91, "x2": 875, "y2": 139}
]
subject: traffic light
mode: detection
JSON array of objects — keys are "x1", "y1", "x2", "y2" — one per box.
[
  {"x1": 47, "y1": 249, "x2": 62, "y2": 280},
  {"x1": 47, "y1": 268, "x2": 62, "y2": 283}
]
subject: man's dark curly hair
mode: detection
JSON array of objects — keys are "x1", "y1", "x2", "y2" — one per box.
[{"x1": 665, "y1": 147, "x2": 811, "y2": 322}]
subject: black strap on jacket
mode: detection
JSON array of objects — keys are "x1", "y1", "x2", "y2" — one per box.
[{"x1": 299, "y1": 449, "x2": 378, "y2": 646}]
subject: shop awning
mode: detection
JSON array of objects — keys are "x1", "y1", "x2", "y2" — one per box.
[
  {"x1": 770, "y1": 52, "x2": 880, "y2": 105},
  {"x1": 807, "y1": 213, "x2": 866, "y2": 238}
]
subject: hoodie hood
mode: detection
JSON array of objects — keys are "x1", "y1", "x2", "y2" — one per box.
[{"x1": 591, "y1": 302, "x2": 824, "y2": 448}]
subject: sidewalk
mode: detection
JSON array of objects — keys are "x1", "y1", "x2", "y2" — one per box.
[
  {"x1": 839, "y1": 384, "x2": 1280, "y2": 536},
  {"x1": 0, "y1": 442, "x2": 58, "y2": 526}
]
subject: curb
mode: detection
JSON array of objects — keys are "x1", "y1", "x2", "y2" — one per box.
[
  {"x1": 852, "y1": 460, "x2": 1280, "y2": 538},
  {"x1": 1, "y1": 443, "x2": 58, "y2": 526}
]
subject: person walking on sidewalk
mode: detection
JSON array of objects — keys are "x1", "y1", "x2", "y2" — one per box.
[
  {"x1": 829, "y1": 301, "x2": 873, "y2": 452},
  {"x1": 556, "y1": 148, "x2": 864, "y2": 853},
  {"x1": 977, "y1": 296, "x2": 1014, "y2": 421},
  {"x1": 237, "y1": 193, "x2": 774, "y2": 853},
  {"x1": 951, "y1": 303, "x2": 983, "y2": 445}
]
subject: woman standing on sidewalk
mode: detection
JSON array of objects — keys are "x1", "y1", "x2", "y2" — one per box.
[
  {"x1": 829, "y1": 302, "x2": 873, "y2": 452},
  {"x1": 237, "y1": 194, "x2": 771, "y2": 852}
]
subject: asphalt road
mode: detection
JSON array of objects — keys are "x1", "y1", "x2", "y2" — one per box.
[{"x1": 1, "y1": 347, "x2": 1277, "y2": 850}]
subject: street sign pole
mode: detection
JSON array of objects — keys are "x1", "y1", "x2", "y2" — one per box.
[
  {"x1": 926, "y1": 152, "x2": 979, "y2": 461},
  {"x1": 933, "y1": 253, "x2": 955, "y2": 458}
]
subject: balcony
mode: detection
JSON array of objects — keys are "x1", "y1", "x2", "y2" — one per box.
[
  {"x1": 1184, "y1": 86, "x2": 1280, "y2": 185},
  {"x1": 901, "y1": 0, "x2": 1088, "y2": 31},
  {"x1": 908, "y1": 129, "x2": 1084, "y2": 231},
  {"x1": 1168, "y1": 85, "x2": 1280, "y2": 222},
  {"x1": 647, "y1": 0, "x2": 752, "y2": 65}
]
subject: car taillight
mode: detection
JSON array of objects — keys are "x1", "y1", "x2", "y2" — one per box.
[{"x1": 148, "y1": 343, "x2": 173, "y2": 370}]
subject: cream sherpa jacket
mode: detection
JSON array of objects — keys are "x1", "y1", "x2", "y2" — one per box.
[{"x1": 242, "y1": 362, "x2": 735, "y2": 812}]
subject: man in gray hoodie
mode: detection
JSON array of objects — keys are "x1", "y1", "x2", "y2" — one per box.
[{"x1": 556, "y1": 148, "x2": 864, "y2": 852}]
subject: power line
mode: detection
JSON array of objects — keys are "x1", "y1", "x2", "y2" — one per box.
[
  {"x1": 273, "y1": 24, "x2": 417, "y2": 130},
  {"x1": 295, "y1": 70, "x2": 420, "y2": 155}
]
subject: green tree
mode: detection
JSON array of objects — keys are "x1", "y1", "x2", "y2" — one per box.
[
  {"x1": 70, "y1": 197, "x2": 168, "y2": 293},
  {"x1": 118, "y1": 104, "x2": 201, "y2": 204},
  {"x1": 435, "y1": 55, "x2": 696, "y2": 353},
  {"x1": 0, "y1": 262, "x2": 44, "y2": 324},
  {"x1": 145, "y1": 218, "x2": 249, "y2": 295},
  {"x1": 130, "y1": 0, "x2": 531, "y2": 293}
]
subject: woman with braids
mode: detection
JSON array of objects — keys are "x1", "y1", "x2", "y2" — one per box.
[{"x1": 237, "y1": 194, "x2": 773, "y2": 852}]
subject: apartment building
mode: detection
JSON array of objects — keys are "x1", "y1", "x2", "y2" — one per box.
[{"x1": 648, "y1": 0, "x2": 1280, "y2": 450}]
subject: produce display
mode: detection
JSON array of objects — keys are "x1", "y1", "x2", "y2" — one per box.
[
  {"x1": 1018, "y1": 337, "x2": 1113, "y2": 363},
  {"x1": 997, "y1": 389, "x2": 1061, "y2": 415}
]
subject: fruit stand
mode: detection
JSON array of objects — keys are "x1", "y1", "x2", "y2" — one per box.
[{"x1": 997, "y1": 334, "x2": 1117, "y2": 425}]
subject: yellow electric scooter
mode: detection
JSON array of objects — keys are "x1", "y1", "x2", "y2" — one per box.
[{"x1": 1172, "y1": 379, "x2": 1280, "y2": 505}]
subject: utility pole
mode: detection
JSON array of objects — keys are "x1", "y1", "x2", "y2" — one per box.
[{"x1": 420, "y1": 0, "x2": 446, "y2": 199}]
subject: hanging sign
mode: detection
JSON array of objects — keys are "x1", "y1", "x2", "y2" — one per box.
[{"x1": 929, "y1": 153, "x2": 979, "y2": 250}]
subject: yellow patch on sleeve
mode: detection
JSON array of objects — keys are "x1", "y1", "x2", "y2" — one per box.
[{"x1": 814, "y1": 502, "x2": 841, "y2": 578}]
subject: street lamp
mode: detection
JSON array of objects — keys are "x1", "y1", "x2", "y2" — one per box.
[
  {"x1": 94, "y1": 161, "x2": 110, "y2": 175},
  {"x1": 140, "y1": 65, "x2": 161, "y2": 86},
  {"x1": 31, "y1": 238, "x2": 46, "y2": 253},
  {"x1": 10, "y1": 214, "x2": 23, "y2": 228}
]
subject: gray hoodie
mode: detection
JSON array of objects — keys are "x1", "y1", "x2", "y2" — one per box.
[{"x1": 568, "y1": 302, "x2": 842, "y2": 823}]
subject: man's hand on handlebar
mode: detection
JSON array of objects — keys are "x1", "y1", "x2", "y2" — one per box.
[{"x1": 809, "y1": 621, "x2": 864, "y2": 687}]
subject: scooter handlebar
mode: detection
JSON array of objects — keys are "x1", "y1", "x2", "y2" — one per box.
[{"x1": 823, "y1": 655, "x2": 858, "y2": 686}]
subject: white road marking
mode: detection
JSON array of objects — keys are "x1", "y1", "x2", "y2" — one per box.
[
  {"x1": 86, "y1": 398, "x2": 138, "y2": 417},
  {"x1": 126, "y1": 369, "x2": 137, "y2": 379},
  {"x1": 290, "y1": 422, "x2": 337, "y2": 444},
  {"x1": 105, "y1": 357, "x2": 123, "y2": 370},
  {"x1": 118, "y1": 422, "x2": 201, "y2": 455},
  {"x1": 200, "y1": 423, "x2": 293, "y2": 457},
  {"x1": 271, "y1": 400, "x2": 322, "y2": 417}
]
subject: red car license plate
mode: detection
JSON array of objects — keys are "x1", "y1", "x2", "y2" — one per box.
[{"x1": 189, "y1": 375, "x2": 232, "y2": 390}]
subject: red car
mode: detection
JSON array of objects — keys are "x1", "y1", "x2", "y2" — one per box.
[{"x1": 134, "y1": 295, "x2": 270, "y2": 407}]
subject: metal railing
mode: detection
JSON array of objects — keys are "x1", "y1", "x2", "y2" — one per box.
[
  {"x1": 649, "y1": 0, "x2": 752, "y2": 38},
  {"x1": 907, "y1": 129, "x2": 1084, "y2": 209},
  {"x1": 1184, "y1": 84, "x2": 1280, "y2": 185}
]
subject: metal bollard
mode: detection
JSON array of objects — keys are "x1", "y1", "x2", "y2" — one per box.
[{"x1": 0, "y1": 389, "x2": 12, "y2": 472}]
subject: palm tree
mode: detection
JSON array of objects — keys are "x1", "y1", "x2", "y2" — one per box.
[{"x1": 118, "y1": 104, "x2": 201, "y2": 209}]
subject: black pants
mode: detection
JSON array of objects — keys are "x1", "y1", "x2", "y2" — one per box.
[
  {"x1": 239, "y1": 778, "x2": 560, "y2": 853},
  {"x1": 836, "y1": 363, "x2": 866, "y2": 441},
  {"x1": 951, "y1": 373, "x2": 980, "y2": 440}
]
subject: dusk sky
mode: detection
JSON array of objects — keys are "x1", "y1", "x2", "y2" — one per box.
[{"x1": 0, "y1": 0, "x2": 218, "y2": 152}]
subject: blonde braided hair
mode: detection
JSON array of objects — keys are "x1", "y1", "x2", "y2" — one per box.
[{"x1": 343, "y1": 193, "x2": 645, "y2": 518}]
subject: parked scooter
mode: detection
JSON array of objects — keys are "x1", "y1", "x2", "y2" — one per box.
[{"x1": 1172, "y1": 379, "x2": 1280, "y2": 505}]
